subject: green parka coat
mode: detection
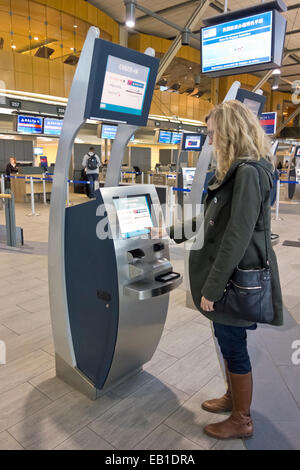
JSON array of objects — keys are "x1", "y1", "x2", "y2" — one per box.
[{"x1": 170, "y1": 158, "x2": 283, "y2": 328}]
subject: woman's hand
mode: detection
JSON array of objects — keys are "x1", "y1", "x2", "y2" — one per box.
[
  {"x1": 148, "y1": 225, "x2": 168, "y2": 239},
  {"x1": 200, "y1": 296, "x2": 214, "y2": 312}
]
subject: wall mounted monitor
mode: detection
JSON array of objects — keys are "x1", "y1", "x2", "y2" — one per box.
[
  {"x1": 235, "y1": 88, "x2": 266, "y2": 117},
  {"x1": 17, "y1": 115, "x2": 43, "y2": 134},
  {"x1": 33, "y1": 147, "x2": 44, "y2": 156},
  {"x1": 101, "y1": 124, "x2": 134, "y2": 141},
  {"x1": 44, "y1": 118, "x2": 63, "y2": 136},
  {"x1": 171, "y1": 132, "x2": 183, "y2": 145},
  {"x1": 201, "y1": 9, "x2": 286, "y2": 77},
  {"x1": 113, "y1": 194, "x2": 154, "y2": 239},
  {"x1": 295, "y1": 147, "x2": 300, "y2": 157},
  {"x1": 182, "y1": 133, "x2": 204, "y2": 152},
  {"x1": 158, "y1": 130, "x2": 172, "y2": 144},
  {"x1": 85, "y1": 39, "x2": 159, "y2": 126}
]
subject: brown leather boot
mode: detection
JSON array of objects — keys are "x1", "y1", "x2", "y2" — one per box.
[
  {"x1": 204, "y1": 372, "x2": 254, "y2": 439},
  {"x1": 201, "y1": 361, "x2": 233, "y2": 413}
]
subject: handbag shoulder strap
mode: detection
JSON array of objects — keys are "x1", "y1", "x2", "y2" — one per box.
[{"x1": 239, "y1": 161, "x2": 270, "y2": 267}]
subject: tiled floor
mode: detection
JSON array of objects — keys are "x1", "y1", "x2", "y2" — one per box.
[{"x1": 0, "y1": 197, "x2": 299, "y2": 450}]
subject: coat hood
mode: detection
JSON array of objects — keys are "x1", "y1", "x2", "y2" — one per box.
[{"x1": 208, "y1": 157, "x2": 274, "y2": 192}]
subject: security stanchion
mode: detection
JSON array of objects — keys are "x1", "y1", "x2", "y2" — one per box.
[
  {"x1": 274, "y1": 179, "x2": 282, "y2": 221},
  {"x1": 1, "y1": 174, "x2": 5, "y2": 195},
  {"x1": 132, "y1": 172, "x2": 134, "y2": 184},
  {"x1": 42, "y1": 177, "x2": 47, "y2": 205},
  {"x1": 67, "y1": 181, "x2": 70, "y2": 206},
  {"x1": 27, "y1": 176, "x2": 40, "y2": 217},
  {"x1": 141, "y1": 172, "x2": 144, "y2": 185}
]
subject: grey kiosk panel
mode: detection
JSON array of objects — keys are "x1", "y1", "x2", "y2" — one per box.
[
  {"x1": 64, "y1": 184, "x2": 181, "y2": 392},
  {"x1": 49, "y1": 30, "x2": 182, "y2": 399}
]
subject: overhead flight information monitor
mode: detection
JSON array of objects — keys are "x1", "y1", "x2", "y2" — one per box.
[
  {"x1": 158, "y1": 130, "x2": 172, "y2": 144},
  {"x1": 44, "y1": 118, "x2": 63, "y2": 136},
  {"x1": 85, "y1": 39, "x2": 159, "y2": 126},
  {"x1": 17, "y1": 115, "x2": 43, "y2": 134},
  {"x1": 113, "y1": 195, "x2": 154, "y2": 239},
  {"x1": 171, "y1": 132, "x2": 183, "y2": 144},
  {"x1": 201, "y1": 8, "x2": 286, "y2": 77},
  {"x1": 101, "y1": 124, "x2": 135, "y2": 141}
]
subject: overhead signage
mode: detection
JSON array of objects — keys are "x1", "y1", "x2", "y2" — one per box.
[
  {"x1": 17, "y1": 115, "x2": 43, "y2": 134},
  {"x1": 44, "y1": 118, "x2": 63, "y2": 136},
  {"x1": 10, "y1": 100, "x2": 21, "y2": 109}
]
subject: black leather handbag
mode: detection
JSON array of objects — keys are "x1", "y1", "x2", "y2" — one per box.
[{"x1": 214, "y1": 163, "x2": 274, "y2": 324}]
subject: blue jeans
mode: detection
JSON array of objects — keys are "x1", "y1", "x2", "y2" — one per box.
[
  {"x1": 213, "y1": 322, "x2": 257, "y2": 375},
  {"x1": 87, "y1": 173, "x2": 98, "y2": 198}
]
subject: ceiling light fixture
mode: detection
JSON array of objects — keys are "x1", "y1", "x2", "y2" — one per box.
[
  {"x1": 124, "y1": 0, "x2": 136, "y2": 28},
  {"x1": 272, "y1": 75, "x2": 280, "y2": 90},
  {"x1": 272, "y1": 68, "x2": 281, "y2": 75}
]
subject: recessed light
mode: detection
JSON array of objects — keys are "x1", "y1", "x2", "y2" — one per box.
[{"x1": 73, "y1": 25, "x2": 78, "y2": 28}]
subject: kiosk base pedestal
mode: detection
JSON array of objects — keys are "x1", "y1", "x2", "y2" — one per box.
[{"x1": 55, "y1": 354, "x2": 143, "y2": 401}]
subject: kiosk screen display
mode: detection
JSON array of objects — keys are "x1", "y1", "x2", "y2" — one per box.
[
  {"x1": 201, "y1": 11, "x2": 273, "y2": 74},
  {"x1": 182, "y1": 134, "x2": 203, "y2": 151},
  {"x1": 85, "y1": 39, "x2": 159, "y2": 126},
  {"x1": 158, "y1": 131, "x2": 172, "y2": 144},
  {"x1": 100, "y1": 56, "x2": 150, "y2": 117},
  {"x1": 113, "y1": 195, "x2": 154, "y2": 239}
]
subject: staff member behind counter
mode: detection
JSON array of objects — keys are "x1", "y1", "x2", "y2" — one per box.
[
  {"x1": 5, "y1": 156, "x2": 18, "y2": 188},
  {"x1": 153, "y1": 100, "x2": 283, "y2": 441}
]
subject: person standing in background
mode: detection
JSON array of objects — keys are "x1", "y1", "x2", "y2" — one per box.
[
  {"x1": 5, "y1": 156, "x2": 18, "y2": 189},
  {"x1": 82, "y1": 147, "x2": 102, "y2": 199}
]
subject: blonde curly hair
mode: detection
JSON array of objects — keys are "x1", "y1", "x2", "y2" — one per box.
[{"x1": 206, "y1": 100, "x2": 274, "y2": 181}]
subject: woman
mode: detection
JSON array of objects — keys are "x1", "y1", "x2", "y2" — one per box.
[
  {"x1": 5, "y1": 156, "x2": 18, "y2": 189},
  {"x1": 168, "y1": 100, "x2": 283, "y2": 440}
]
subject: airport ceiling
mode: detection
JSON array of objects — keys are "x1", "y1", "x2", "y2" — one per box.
[{"x1": 88, "y1": 0, "x2": 300, "y2": 94}]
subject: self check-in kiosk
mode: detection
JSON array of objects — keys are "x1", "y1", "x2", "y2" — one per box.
[{"x1": 49, "y1": 29, "x2": 182, "y2": 399}]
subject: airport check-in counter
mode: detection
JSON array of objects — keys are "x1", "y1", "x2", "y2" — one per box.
[{"x1": 63, "y1": 184, "x2": 181, "y2": 395}]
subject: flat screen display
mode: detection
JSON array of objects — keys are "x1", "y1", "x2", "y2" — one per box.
[
  {"x1": 182, "y1": 134, "x2": 203, "y2": 151},
  {"x1": 259, "y1": 112, "x2": 277, "y2": 134},
  {"x1": 44, "y1": 118, "x2": 63, "y2": 136},
  {"x1": 85, "y1": 39, "x2": 159, "y2": 126},
  {"x1": 296, "y1": 147, "x2": 300, "y2": 157},
  {"x1": 201, "y1": 11, "x2": 273, "y2": 74},
  {"x1": 113, "y1": 195, "x2": 153, "y2": 239},
  {"x1": 171, "y1": 132, "x2": 182, "y2": 145},
  {"x1": 158, "y1": 131, "x2": 172, "y2": 144},
  {"x1": 17, "y1": 115, "x2": 43, "y2": 134},
  {"x1": 101, "y1": 124, "x2": 134, "y2": 141},
  {"x1": 182, "y1": 168, "x2": 196, "y2": 190},
  {"x1": 33, "y1": 147, "x2": 43, "y2": 156},
  {"x1": 243, "y1": 99, "x2": 261, "y2": 116},
  {"x1": 100, "y1": 56, "x2": 150, "y2": 117}
]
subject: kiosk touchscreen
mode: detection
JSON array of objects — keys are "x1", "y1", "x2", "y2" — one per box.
[
  {"x1": 49, "y1": 30, "x2": 182, "y2": 400},
  {"x1": 113, "y1": 194, "x2": 154, "y2": 239}
]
